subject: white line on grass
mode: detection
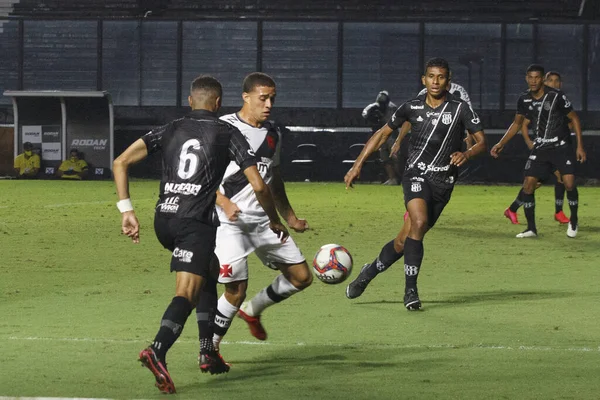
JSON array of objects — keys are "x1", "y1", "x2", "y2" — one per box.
[{"x1": 7, "y1": 336, "x2": 600, "y2": 353}]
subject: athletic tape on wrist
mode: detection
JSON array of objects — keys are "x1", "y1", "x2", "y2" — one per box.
[{"x1": 116, "y1": 198, "x2": 134, "y2": 213}]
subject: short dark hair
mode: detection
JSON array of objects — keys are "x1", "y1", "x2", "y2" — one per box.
[
  {"x1": 23, "y1": 142, "x2": 33, "y2": 150},
  {"x1": 424, "y1": 57, "x2": 450, "y2": 77},
  {"x1": 526, "y1": 64, "x2": 545, "y2": 75},
  {"x1": 545, "y1": 71, "x2": 561, "y2": 81},
  {"x1": 243, "y1": 72, "x2": 276, "y2": 93},
  {"x1": 70, "y1": 148, "x2": 79, "y2": 155},
  {"x1": 190, "y1": 75, "x2": 222, "y2": 98}
]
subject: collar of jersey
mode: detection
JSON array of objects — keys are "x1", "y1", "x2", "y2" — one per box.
[{"x1": 186, "y1": 109, "x2": 218, "y2": 119}]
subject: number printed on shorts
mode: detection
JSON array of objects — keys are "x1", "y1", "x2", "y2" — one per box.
[{"x1": 177, "y1": 139, "x2": 201, "y2": 179}]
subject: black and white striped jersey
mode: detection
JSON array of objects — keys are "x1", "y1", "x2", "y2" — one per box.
[
  {"x1": 388, "y1": 92, "x2": 483, "y2": 187},
  {"x1": 217, "y1": 113, "x2": 282, "y2": 223},
  {"x1": 142, "y1": 109, "x2": 257, "y2": 225},
  {"x1": 516, "y1": 86, "x2": 573, "y2": 150}
]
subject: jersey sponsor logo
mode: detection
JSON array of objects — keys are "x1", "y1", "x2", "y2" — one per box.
[
  {"x1": 158, "y1": 196, "x2": 180, "y2": 213},
  {"x1": 562, "y1": 95, "x2": 571, "y2": 108},
  {"x1": 411, "y1": 105, "x2": 424, "y2": 109},
  {"x1": 164, "y1": 182, "x2": 202, "y2": 196},
  {"x1": 535, "y1": 137, "x2": 559, "y2": 144},
  {"x1": 528, "y1": 155, "x2": 537, "y2": 160},
  {"x1": 71, "y1": 139, "x2": 108, "y2": 150},
  {"x1": 220, "y1": 264, "x2": 233, "y2": 278},
  {"x1": 441, "y1": 113, "x2": 452, "y2": 125},
  {"x1": 523, "y1": 99, "x2": 533, "y2": 103},
  {"x1": 426, "y1": 111, "x2": 439, "y2": 118},
  {"x1": 173, "y1": 247, "x2": 193, "y2": 263},
  {"x1": 417, "y1": 162, "x2": 450, "y2": 172}
]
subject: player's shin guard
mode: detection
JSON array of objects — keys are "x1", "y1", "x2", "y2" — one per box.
[
  {"x1": 403, "y1": 237, "x2": 424, "y2": 290},
  {"x1": 567, "y1": 188, "x2": 578, "y2": 225},
  {"x1": 244, "y1": 274, "x2": 299, "y2": 317},
  {"x1": 152, "y1": 296, "x2": 193, "y2": 361},
  {"x1": 211, "y1": 295, "x2": 240, "y2": 349},
  {"x1": 522, "y1": 193, "x2": 537, "y2": 232},
  {"x1": 364, "y1": 240, "x2": 404, "y2": 280},
  {"x1": 509, "y1": 188, "x2": 524, "y2": 213},
  {"x1": 555, "y1": 183, "x2": 566, "y2": 213},
  {"x1": 196, "y1": 277, "x2": 217, "y2": 353}
]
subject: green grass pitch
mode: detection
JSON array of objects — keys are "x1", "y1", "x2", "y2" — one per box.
[{"x1": 1, "y1": 180, "x2": 599, "y2": 399}]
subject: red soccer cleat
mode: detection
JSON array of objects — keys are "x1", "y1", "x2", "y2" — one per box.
[
  {"x1": 503, "y1": 208, "x2": 519, "y2": 225},
  {"x1": 238, "y1": 308, "x2": 267, "y2": 340},
  {"x1": 139, "y1": 347, "x2": 176, "y2": 394},
  {"x1": 554, "y1": 210, "x2": 570, "y2": 224}
]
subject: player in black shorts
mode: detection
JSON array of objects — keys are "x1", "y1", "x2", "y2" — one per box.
[
  {"x1": 503, "y1": 71, "x2": 574, "y2": 225},
  {"x1": 344, "y1": 58, "x2": 486, "y2": 310},
  {"x1": 491, "y1": 65, "x2": 586, "y2": 238},
  {"x1": 112, "y1": 75, "x2": 288, "y2": 394}
]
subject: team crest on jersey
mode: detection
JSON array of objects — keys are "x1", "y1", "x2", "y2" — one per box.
[
  {"x1": 543, "y1": 102, "x2": 551, "y2": 111},
  {"x1": 266, "y1": 135, "x2": 276, "y2": 150},
  {"x1": 442, "y1": 113, "x2": 452, "y2": 125}
]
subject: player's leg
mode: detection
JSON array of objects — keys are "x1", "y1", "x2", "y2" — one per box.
[
  {"x1": 504, "y1": 187, "x2": 523, "y2": 224},
  {"x1": 346, "y1": 213, "x2": 409, "y2": 299},
  {"x1": 553, "y1": 170, "x2": 569, "y2": 223},
  {"x1": 403, "y1": 196, "x2": 430, "y2": 310},
  {"x1": 516, "y1": 176, "x2": 539, "y2": 237},
  {"x1": 239, "y1": 228, "x2": 308, "y2": 340},
  {"x1": 562, "y1": 174, "x2": 578, "y2": 237}
]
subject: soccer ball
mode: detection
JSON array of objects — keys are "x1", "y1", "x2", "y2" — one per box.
[{"x1": 312, "y1": 244, "x2": 353, "y2": 284}]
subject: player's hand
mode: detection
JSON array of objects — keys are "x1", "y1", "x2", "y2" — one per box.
[
  {"x1": 121, "y1": 211, "x2": 140, "y2": 243},
  {"x1": 490, "y1": 143, "x2": 504, "y2": 158},
  {"x1": 269, "y1": 221, "x2": 289, "y2": 243},
  {"x1": 576, "y1": 146, "x2": 587, "y2": 163},
  {"x1": 287, "y1": 216, "x2": 309, "y2": 233},
  {"x1": 344, "y1": 167, "x2": 361, "y2": 189},
  {"x1": 223, "y1": 200, "x2": 242, "y2": 222},
  {"x1": 450, "y1": 152, "x2": 468, "y2": 167},
  {"x1": 390, "y1": 141, "x2": 401, "y2": 157}
]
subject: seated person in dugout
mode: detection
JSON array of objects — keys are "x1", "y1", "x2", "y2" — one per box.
[
  {"x1": 57, "y1": 148, "x2": 89, "y2": 180},
  {"x1": 14, "y1": 142, "x2": 40, "y2": 179}
]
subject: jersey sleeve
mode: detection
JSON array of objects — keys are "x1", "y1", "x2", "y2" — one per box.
[
  {"x1": 141, "y1": 123, "x2": 170, "y2": 155},
  {"x1": 454, "y1": 84, "x2": 472, "y2": 106},
  {"x1": 460, "y1": 103, "x2": 484, "y2": 134},
  {"x1": 417, "y1": 88, "x2": 427, "y2": 97},
  {"x1": 229, "y1": 127, "x2": 258, "y2": 171},
  {"x1": 557, "y1": 92, "x2": 573, "y2": 115},
  {"x1": 387, "y1": 102, "x2": 410, "y2": 130},
  {"x1": 13, "y1": 154, "x2": 22, "y2": 169},
  {"x1": 272, "y1": 127, "x2": 282, "y2": 168},
  {"x1": 516, "y1": 96, "x2": 528, "y2": 116}
]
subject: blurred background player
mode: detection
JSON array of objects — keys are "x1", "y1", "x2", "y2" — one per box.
[
  {"x1": 503, "y1": 71, "x2": 573, "y2": 225},
  {"x1": 491, "y1": 65, "x2": 585, "y2": 238},
  {"x1": 362, "y1": 90, "x2": 400, "y2": 184},
  {"x1": 195, "y1": 72, "x2": 312, "y2": 362},
  {"x1": 56, "y1": 149, "x2": 88, "y2": 180},
  {"x1": 13, "y1": 141, "x2": 40, "y2": 179}
]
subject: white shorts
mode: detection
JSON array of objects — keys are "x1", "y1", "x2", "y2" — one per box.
[{"x1": 215, "y1": 218, "x2": 306, "y2": 283}]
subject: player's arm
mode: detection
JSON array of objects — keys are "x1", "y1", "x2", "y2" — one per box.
[
  {"x1": 113, "y1": 138, "x2": 150, "y2": 243},
  {"x1": 451, "y1": 131, "x2": 486, "y2": 167},
  {"x1": 391, "y1": 121, "x2": 411, "y2": 157},
  {"x1": 521, "y1": 118, "x2": 534, "y2": 150},
  {"x1": 270, "y1": 166, "x2": 308, "y2": 233},
  {"x1": 567, "y1": 110, "x2": 586, "y2": 162},
  {"x1": 490, "y1": 113, "x2": 525, "y2": 158},
  {"x1": 215, "y1": 190, "x2": 241, "y2": 222},
  {"x1": 243, "y1": 166, "x2": 289, "y2": 241}
]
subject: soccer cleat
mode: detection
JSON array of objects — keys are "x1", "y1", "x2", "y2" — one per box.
[
  {"x1": 554, "y1": 211, "x2": 570, "y2": 224},
  {"x1": 238, "y1": 307, "x2": 267, "y2": 340},
  {"x1": 139, "y1": 347, "x2": 176, "y2": 394},
  {"x1": 404, "y1": 288, "x2": 421, "y2": 311},
  {"x1": 567, "y1": 222, "x2": 578, "y2": 238},
  {"x1": 383, "y1": 178, "x2": 398, "y2": 185},
  {"x1": 345, "y1": 263, "x2": 372, "y2": 299},
  {"x1": 199, "y1": 351, "x2": 231, "y2": 375},
  {"x1": 516, "y1": 230, "x2": 537, "y2": 238},
  {"x1": 503, "y1": 208, "x2": 519, "y2": 224}
]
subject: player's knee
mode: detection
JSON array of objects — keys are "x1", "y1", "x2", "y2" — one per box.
[
  {"x1": 225, "y1": 281, "x2": 247, "y2": 303},
  {"x1": 289, "y1": 266, "x2": 313, "y2": 290},
  {"x1": 393, "y1": 236, "x2": 405, "y2": 252},
  {"x1": 411, "y1": 217, "x2": 428, "y2": 233}
]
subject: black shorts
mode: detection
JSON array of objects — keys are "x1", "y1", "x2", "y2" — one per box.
[
  {"x1": 524, "y1": 146, "x2": 575, "y2": 180},
  {"x1": 154, "y1": 214, "x2": 217, "y2": 277},
  {"x1": 402, "y1": 174, "x2": 453, "y2": 228}
]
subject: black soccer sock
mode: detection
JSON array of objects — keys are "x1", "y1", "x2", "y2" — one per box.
[
  {"x1": 151, "y1": 296, "x2": 193, "y2": 362},
  {"x1": 555, "y1": 183, "x2": 566, "y2": 213},
  {"x1": 521, "y1": 192, "x2": 537, "y2": 232},
  {"x1": 509, "y1": 188, "x2": 525, "y2": 213},
  {"x1": 364, "y1": 239, "x2": 404, "y2": 280},
  {"x1": 196, "y1": 277, "x2": 217, "y2": 354},
  {"x1": 403, "y1": 237, "x2": 424, "y2": 291},
  {"x1": 567, "y1": 188, "x2": 579, "y2": 226}
]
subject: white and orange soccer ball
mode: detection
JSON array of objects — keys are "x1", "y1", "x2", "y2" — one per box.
[{"x1": 312, "y1": 244, "x2": 353, "y2": 284}]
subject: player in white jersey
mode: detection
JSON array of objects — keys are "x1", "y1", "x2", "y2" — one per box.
[{"x1": 194, "y1": 73, "x2": 311, "y2": 360}]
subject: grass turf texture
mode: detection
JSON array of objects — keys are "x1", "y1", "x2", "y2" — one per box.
[{"x1": 1, "y1": 180, "x2": 599, "y2": 399}]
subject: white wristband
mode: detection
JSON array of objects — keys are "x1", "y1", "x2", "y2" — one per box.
[{"x1": 116, "y1": 198, "x2": 134, "y2": 213}]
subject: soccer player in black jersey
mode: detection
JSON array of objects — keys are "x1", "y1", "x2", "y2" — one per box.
[
  {"x1": 112, "y1": 75, "x2": 288, "y2": 394},
  {"x1": 344, "y1": 58, "x2": 487, "y2": 310},
  {"x1": 491, "y1": 65, "x2": 586, "y2": 238},
  {"x1": 503, "y1": 71, "x2": 573, "y2": 226}
]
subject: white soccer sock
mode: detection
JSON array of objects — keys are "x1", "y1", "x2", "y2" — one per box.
[
  {"x1": 213, "y1": 295, "x2": 239, "y2": 349},
  {"x1": 244, "y1": 274, "x2": 300, "y2": 317}
]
